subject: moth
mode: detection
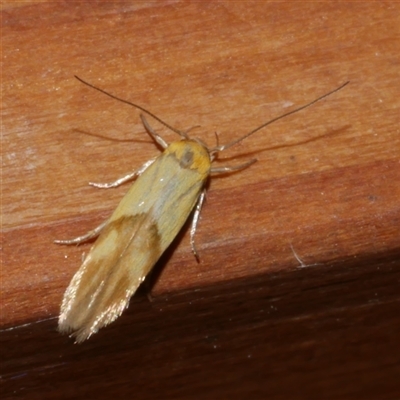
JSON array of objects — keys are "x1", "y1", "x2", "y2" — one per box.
[{"x1": 56, "y1": 76, "x2": 348, "y2": 342}]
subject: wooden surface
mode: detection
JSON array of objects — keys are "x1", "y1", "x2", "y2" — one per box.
[{"x1": 2, "y1": 2, "x2": 399, "y2": 399}]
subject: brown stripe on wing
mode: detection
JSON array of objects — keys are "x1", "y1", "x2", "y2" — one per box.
[{"x1": 59, "y1": 212, "x2": 162, "y2": 342}]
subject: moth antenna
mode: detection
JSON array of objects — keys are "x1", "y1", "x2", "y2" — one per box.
[
  {"x1": 74, "y1": 75, "x2": 187, "y2": 138},
  {"x1": 211, "y1": 81, "x2": 350, "y2": 154}
]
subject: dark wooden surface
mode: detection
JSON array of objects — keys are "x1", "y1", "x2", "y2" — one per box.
[{"x1": 2, "y1": 2, "x2": 400, "y2": 399}]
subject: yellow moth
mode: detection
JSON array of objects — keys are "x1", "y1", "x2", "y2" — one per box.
[{"x1": 56, "y1": 76, "x2": 348, "y2": 342}]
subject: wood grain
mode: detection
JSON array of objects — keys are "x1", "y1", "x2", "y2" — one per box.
[{"x1": 2, "y1": 2, "x2": 399, "y2": 399}]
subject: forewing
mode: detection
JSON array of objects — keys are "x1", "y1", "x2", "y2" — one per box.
[
  {"x1": 59, "y1": 212, "x2": 161, "y2": 342},
  {"x1": 58, "y1": 140, "x2": 211, "y2": 342}
]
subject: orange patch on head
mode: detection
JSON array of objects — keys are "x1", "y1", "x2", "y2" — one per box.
[{"x1": 166, "y1": 140, "x2": 211, "y2": 176}]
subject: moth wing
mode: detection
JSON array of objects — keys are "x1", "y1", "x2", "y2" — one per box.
[
  {"x1": 59, "y1": 140, "x2": 211, "y2": 342},
  {"x1": 58, "y1": 212, "x2": 162, "y2": 342}
]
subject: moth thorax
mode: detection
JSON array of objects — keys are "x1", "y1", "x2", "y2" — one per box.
[{"x1": 167, "y1": 140, "x2": 211, "y2": 175}]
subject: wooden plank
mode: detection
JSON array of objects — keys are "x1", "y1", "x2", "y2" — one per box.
[{"x1": 2, "y1": 2, "x2": 399, "y2": 399}]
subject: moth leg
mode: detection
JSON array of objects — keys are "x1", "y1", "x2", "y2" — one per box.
[
  {"x1": 140, "y1": 114, "x2": 169, "y2": 149},
  {"x1": 210, "y1": 159, "x2": 257, "y2": 174},
  {"x1": 90, "y1": 158, "x2": 156, "y2": 189},
  {"x1": 190, "y1": 189, "x2": 207, "y2": 262},
  {"x1": 54, "y1": 219, "x2": 109, "y2": 245}
]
